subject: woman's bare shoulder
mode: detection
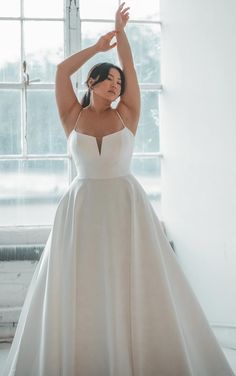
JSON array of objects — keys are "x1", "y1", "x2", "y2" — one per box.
[{"x1": 115, "y1": 101, "x2": 140, "y2": 136}]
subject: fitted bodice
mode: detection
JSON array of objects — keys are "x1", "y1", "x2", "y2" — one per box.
[{"x1": 67, "y1": 125, "x2": 135, "y2": 179}]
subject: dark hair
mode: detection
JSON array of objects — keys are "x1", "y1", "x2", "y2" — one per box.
[{"x1": 81, "y1": 62, "x2": 125, "y2": 108}]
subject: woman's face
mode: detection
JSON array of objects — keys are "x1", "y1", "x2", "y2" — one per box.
[{"x1": 90, "y1": 68, "x2": 122, "y2": 102}]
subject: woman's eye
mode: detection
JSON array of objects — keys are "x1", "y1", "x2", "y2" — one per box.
[{"x1": 107, "y1": 77, "x2": 121, "y2": 85}]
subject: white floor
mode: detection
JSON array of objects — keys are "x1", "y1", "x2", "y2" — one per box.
[{"x1": 0, "y1": 342, "x2": 236, "y2": 375}]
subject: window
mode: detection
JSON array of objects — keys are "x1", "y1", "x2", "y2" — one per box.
[
  {"x1": 0, "y1": 0, "x2": 66, "y2": 227},
  {"x1": 0, "y1": 0, "x2": 162, "y2": 229}
]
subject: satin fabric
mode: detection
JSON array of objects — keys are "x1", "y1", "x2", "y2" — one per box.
[{"x1": 2, "y1": 118, "x2": 235, "y2": 376}]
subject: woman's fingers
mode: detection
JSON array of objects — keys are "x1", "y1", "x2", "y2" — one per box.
[
  {"x1": 109, "y1": 42, "x2": 117, "y2": 50},
  {"x1": 118, "y1": 2, "x2": 125, "y2": 9},
  {"x1": 101, "y1": 31, "x2": 116, "y2": 43},
  {"x1": 97, "y1": 31, "x2": 117, "y2": 51},
  {"x1": 106, "y1": 31, "x2": 117, "y2": 38},
  {"x1": 117, "y1": 2, "x2": 130, "y2": 13},
  {"x1": 121, "y1": 7, "x2": 130, "y2": 13},
  {"x1": 117, "y1": 2, "x2": 130, "y2": 18}
]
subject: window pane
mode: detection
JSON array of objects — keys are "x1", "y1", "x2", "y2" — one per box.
[
  {"x1": 0, "y1": 160, "x2": 69, "y2": 226},
  {"x1": 126, "y1": 23, "x2": 161, "y2": 83},
  {"x1": 131, "y1": 156, "x2": 162, "y2": 217},
  {"x1": 0, "y1": 21, "x2": 21, "y2": 82},
  {"x1": 0, "y1": 90, "x2": 21, "y2": 155},
  {"x1": 79, "y1": 0, "x2": 159, "y2": 21},
  {"x1": 80, "y1": 22, "x2": 160, "y2": 85},
  {"x1": 24, "y1": 21, "x2": 64, "y2": 83},
  {"x1": 124, "y1": 0, "x2": 159, "y2": 20},
  {"x1": 134, "y1": 91, "x2": 160, "y2": 153},
  {"x1": 80, "y1": 0, "x2": 118, "y2": 19},
  {"x1": 27, "y1": 90, "x2": 66, "y2": 155},
  {"x1": 80, "y1": 22, "x2": 118, "y2": 85},
  {"x1": 0, "y1": 0, "x2": 20, "y2": 17},
  {"x1": 24, "y1": 0, "x2": 64, "y2": 18}
]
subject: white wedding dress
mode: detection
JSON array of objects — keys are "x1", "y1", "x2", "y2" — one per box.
[{"x1": 2, "y1": 110, "x2": 235, "y2": 376}]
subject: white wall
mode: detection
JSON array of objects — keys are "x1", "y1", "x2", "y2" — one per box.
[{"x1": 159, "y1": 0, "x2": 236, "y2": 333}]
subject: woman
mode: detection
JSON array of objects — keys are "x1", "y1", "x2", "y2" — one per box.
[
  {"x1": 2, "y1": 3, "x2": 235, "y2": 375},
  {"x1": 55, "y1": 6, "x2": 140, "y2": 149}
]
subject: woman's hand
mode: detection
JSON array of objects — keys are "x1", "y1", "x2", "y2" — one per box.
[
  {"x1": 94, "y1": 31, "x2": 117, "y2": 52},
  {"x1": 115, "y1": 2, "x2": 130, "y2": 31}
]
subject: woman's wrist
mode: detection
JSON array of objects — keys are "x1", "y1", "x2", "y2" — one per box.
[
  {"x1": 115, "y1": 23, "x2": 125, "y2": 32},
  {"x1": 115, "y1": 28, "x2": 125, "y2": 34}
]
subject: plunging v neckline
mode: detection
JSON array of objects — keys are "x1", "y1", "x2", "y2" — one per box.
[
  {"x1": 67, "y1": 109, "x2": 135, "y2": 156},
  {"x1": 71, "y1": 126, "x2": 134, "y2": 156}
]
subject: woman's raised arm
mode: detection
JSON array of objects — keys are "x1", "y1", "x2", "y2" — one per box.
[
  {"x1": 55, "y1": 31, "x2": 117, "y2": 135},
  {"x1": 115, "y1": 2, "x2": 141, "y2": 131},
  {"x1": 55, "y1": 45, "x2": 97, "y2": 127}
]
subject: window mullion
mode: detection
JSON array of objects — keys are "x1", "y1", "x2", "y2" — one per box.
[
  {"x1": 21, "y1": 8, "x2": 28, "y2": 157},
  {"x1": 65, "y1": 0, "x2": 81, "y2": 183},
  {"x1": 76, "y1": 1, "x2": 82, "y2": 92}
]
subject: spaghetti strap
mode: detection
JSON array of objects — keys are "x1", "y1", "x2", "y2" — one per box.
[
  {"x1": 74, "y1": 109, "x2": 126, "y2": 132},
  {"x1": 74, "y1": 109, "x2": 83, "y2": 131},
  {"x1": 115, "y1": 110, "x2": 126, "y2": 129}
]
